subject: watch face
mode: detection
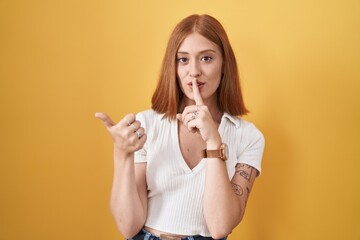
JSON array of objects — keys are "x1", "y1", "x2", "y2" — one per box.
[
  {"x1": 225, "y1": 144, "x2": 229, "y2": 159},
  {"x1": 221, "y1": 143, "x2": 229, "y2": 161},
  {"x1": 202, "y1": 143, "x2": 229, "y2": 160}
]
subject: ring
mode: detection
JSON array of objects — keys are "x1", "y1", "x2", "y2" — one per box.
[
  {"x1": 136, "y1": 130, "x2": 143, "y2": 139},
  {"x1": 191, "y1": 111, "x2": 198, "y2": 120},
  {"x1": 130, "y1": 123, "x2": 137, "y2": 132}
]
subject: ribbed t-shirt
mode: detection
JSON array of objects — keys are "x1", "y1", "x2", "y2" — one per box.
[{"x1": 134, "y1": 109, "x2": 265, "y2": 236}]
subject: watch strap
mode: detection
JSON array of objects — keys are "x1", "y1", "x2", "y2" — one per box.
[{"x1": 201, "y1": 143, "x2": 227, "y2": 161}]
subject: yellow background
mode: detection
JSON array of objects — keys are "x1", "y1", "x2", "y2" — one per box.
[{"x1": 1, "y1": 0, "x2": 359, "y2": 239}]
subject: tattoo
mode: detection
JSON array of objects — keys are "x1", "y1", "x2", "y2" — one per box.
[
  {"x1": 231, "y1": 183, "x2": 243, "y2": 196},
  {"x1": 235, "y1": 163, "x2": 254, "y2": 182},
  {"x1": 246, "y1": 187, "x2": 250, "y2": 195}
]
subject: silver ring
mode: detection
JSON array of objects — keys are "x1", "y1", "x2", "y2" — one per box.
[
  {"x1": 136, "y1": 130, "x2": 143, "y2": 139},
  {"x1": 191, "y1": 111, "x2": 198, "y2": 120},
  {"x1": 130, "y1": 123, "x2": 137, "y2": 132}
]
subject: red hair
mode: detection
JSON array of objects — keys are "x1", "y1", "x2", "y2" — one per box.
[{"x1": 152, "y1": 14, "x2": 249, "y2": 119}]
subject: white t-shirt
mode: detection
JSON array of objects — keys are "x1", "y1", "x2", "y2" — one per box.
[{"x1": 134, "y1": 109, "x2": 265, "y2": 236}]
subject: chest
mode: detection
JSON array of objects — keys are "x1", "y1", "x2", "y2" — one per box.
[
  {"x1": 177, "y1": 123, "x2": 207, "y2": 170},
  {"x1": 144, "y1": 117, "x2": 239, "y2": 196}
]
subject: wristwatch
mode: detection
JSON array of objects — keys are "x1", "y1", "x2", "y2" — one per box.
[{"x1": 202, "y1": 143, "x2": 229, "y2": 161}]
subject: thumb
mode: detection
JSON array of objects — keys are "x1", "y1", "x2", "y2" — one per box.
[
  {"x1": 176, "y1": 113, "x2": 183, "y2": 122},
  {"x1": 95, "y1": 112, "x2": 115, "y2": 128}
]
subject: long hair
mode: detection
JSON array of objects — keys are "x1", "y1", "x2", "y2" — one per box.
[{"x1": 152, "y1": 14, "x2": 249, "y2": 120}]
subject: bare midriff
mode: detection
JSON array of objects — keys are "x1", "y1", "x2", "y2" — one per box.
[{"x1": 144, "y1": 226, "x2": 188, "y2": 238}]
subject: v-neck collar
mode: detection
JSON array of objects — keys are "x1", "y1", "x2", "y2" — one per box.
[{"x1": 172, "y1": 114, "x2": 229, "y2": 174}]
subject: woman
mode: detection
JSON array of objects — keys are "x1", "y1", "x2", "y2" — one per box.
[{"x1": 95, "y1": 14, "x2": 265, "y2": 240}]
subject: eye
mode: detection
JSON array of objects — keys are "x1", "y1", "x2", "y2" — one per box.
[
  {"x1": 201, "y1": 56, "x2": 213, "y2": 62},
  {"x1": 177, "y1": 57, "x2": 188, "y2": 63}
]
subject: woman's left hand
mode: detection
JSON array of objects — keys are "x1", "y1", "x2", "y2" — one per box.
[{"x1": 176, "y1": 78, "x2": 221, "y2": 147}]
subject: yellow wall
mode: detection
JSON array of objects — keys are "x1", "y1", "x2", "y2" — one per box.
[{"x1": 1, "y1": 1, "x2": 359, "y2": 239}]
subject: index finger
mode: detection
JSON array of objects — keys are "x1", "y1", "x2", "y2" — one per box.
[{"x1": 192, "y1": 78, "x2": 204, "y2": 105}]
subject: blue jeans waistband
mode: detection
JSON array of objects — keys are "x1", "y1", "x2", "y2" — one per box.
[{"x1": 129, "y1": 228, "x2": 227, "y2": 240}]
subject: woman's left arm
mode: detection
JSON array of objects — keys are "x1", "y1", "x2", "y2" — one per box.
[
  {"x1": 203, "y1": 157, "x2": 258, "y2": 239},
  {"x1": 178, "y1": 79, "x2": 262, "y2": 238}
]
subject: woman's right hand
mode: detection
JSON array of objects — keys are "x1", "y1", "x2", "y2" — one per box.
[{"x1": 95, "y1": 112, "x2": 147, "y2": 157}]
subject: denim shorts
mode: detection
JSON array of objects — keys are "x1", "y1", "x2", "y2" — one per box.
[{"x1": 129, "y1": 228, "x2": 227, "y2": 240}]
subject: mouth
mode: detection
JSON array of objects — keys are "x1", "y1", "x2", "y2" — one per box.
[{"x1": 187, "y1": 81, "x2": 205, "y2": 89}]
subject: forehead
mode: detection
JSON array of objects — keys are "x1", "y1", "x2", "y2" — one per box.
[{"x1": 178, "y1": 32, "x2": 220, "y2": 53}]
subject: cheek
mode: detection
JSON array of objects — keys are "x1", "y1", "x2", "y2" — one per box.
[
  {"x1": 212, "y1": 65, "x2": 223, "y2": 80},
  {"x1": 177, "y1": 68, "x2": 187, "y2": 87},
  {"x1": 177, "y1": 66, "x2": 186, "y2": 80},
  {"x1": 208, "y1": 68, "x2": 222, "y2": 82},
  {"x1": 176, "y1": 74, "x2": 186, "y2": 92}
]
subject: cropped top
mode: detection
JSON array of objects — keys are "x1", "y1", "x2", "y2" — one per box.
[{"x1": 134, "y1": 109, "x2": 265, "y2": 236}]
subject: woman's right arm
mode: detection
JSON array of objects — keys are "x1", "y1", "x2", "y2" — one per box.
[
  {"x1": 95, "y1": 112, "x2": 148, "y2": 239},
  {"x1": 110, "y1": 149, "x2": 148, "y2": 238}
]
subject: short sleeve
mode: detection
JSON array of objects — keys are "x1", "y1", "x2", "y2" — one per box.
[
  {"x1": 134, "y1": 111, "x2": 148, "y2": 163},
  {"x1": 237, "y1": 124, "x2": 265, "y2": 175}
]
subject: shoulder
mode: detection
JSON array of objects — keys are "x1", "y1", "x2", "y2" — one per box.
[
  {"x1": 223, "y1": 113, "x2": 265, "y2": 148},
  {"x1": 223, "y1": 113, "x2": 265, "y2": 174},
  {"x1": 136, "y1": 109, "x2": 164, "y2": 122},
  {"x1": 239, "y1": 118, "x2": 264, "y2": 142},
  {"x1": 135, "y1": 109, "x2": 168, "y2": 129},
  {"x1": 223, "y1": 113, "x2": 263, "y2": 137}
]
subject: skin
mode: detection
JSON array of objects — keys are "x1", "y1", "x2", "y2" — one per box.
[
  {"x1": 95, "y1": 112, "x2": 148, "y2": 238},
  {"x1": 95, "y1": 32, "x2": 258, "y2": 239}
]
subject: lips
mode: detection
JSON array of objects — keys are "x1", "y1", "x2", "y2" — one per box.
[{"x1": 187, "y1": 81, "x2": 205, "y2": 89}]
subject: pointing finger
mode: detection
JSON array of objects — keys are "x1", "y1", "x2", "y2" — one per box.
[
  {"x1": 192, "y1": 78, "x2": 204, "y2": 105},
  {"x1": 95, "y1": 112, "x2": 115, "y2": 128}
]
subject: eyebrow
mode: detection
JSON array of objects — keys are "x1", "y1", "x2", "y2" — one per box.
[{"x1": 177, "y1": 49, "x2": 216, "y2": 55}]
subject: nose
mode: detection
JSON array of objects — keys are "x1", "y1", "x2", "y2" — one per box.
[{"x1": 189, "y1": 60, "x2": 201, "y2": 77}]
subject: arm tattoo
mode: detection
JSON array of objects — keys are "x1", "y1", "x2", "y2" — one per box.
[
  {"x1": 235, "y1": 163, "x2": 254, "y2": 182},
  {"x1": 231, "y1": 183, "x2": 243, "y2": 196},
  {"x1": 246, "y1": 187, "x2": 250, "y2": 195}
]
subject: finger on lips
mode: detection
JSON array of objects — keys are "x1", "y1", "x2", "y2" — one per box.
[
  {"x1": 192, "y1": 78, "x2": 204, "y2": 105},
  {"x1": 178, "y1": 78, "x2": 204, "y2": 124}
]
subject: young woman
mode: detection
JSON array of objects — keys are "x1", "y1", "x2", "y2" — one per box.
[{"x1": 96, "y1": 14, "x2": 265, "y2": 240}]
